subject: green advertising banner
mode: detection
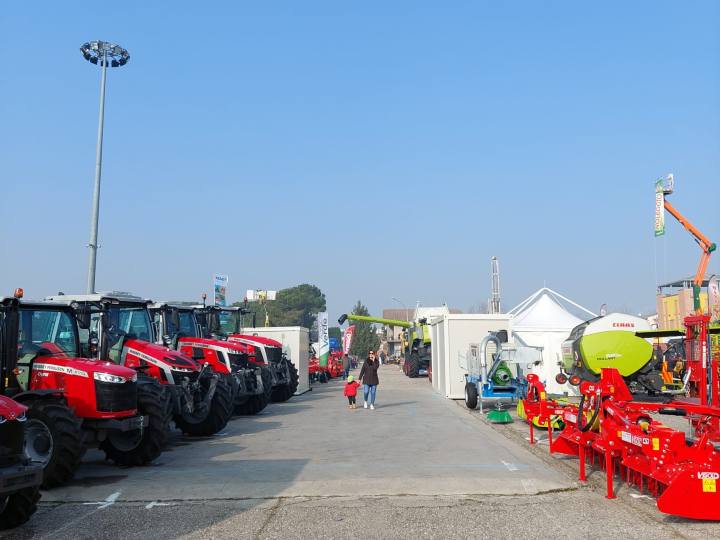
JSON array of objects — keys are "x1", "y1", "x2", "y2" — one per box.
[
  {"x1": 654, "y1": 178, "x2": 665, "y2": 237},
  {"x1": 317, "y1": 311, "x2": 329, "y2": 367}
]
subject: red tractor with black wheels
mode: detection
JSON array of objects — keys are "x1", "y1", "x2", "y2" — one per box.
[
  {"x1": 1, "y1": 294, "x2": 167, "y2": 488},
  {"x1": 196, "y1": 306, "x2": 299, "y2": 402},
  {"x1": 0, "y1": 396, "x2": 42, "y2": 530},
  {"x1": 47, "y1": 293, "x2": 233, "y2": 437},
  {"x1": 150, "y1": 303, "x2": 272, "y2": 416}
]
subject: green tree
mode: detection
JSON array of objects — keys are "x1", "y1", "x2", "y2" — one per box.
[
  {"x1": 349, "y1": 300, "x2": 380, "y2": 359},
  {"x1": 234, "y1": 284, "x2": 326, "y2": 329},
  {"x1": 328, "y1": 326, "x2": 342, "y2": 341}
]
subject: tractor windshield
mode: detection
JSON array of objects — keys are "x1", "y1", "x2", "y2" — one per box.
[
  {"x1": 217, "y1": 310, "x2": 240, "y2": 334},
  {"x1": 109, "y1": 306, "x2": 154, "y2": 342},
  {"x1": 18, "y1": 308, "x2": 79, "y2": 357},
  {"x1": 162, "y1": 310, "x2": 199, "y2": 338}
]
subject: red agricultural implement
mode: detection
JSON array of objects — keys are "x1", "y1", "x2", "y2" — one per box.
[{"x1": 521, "y1": 315, "x2": 720, "y2": 520}]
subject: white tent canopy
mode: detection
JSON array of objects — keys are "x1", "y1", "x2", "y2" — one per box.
[{"x1": 509, "y1": 288, "x2": 596, "y2": 394}]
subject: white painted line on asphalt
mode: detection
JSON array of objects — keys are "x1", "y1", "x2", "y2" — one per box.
[
  {"x1": 41, "y1": 491, "x2": 122, "y2": 540},
  {"x1": 146, "y1": 501, "x2": 174, "y2": 509},
  {"x1": 82, "y1": 491, "x2": 121, "y2": 509},
  {"x1": 501, "y1": 460, "x2": 519, "y2": 472}
]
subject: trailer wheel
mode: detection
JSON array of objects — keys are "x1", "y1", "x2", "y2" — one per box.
[
  {"x1": 176, "y1": 374, "x2": 233, "y2": 436},
  {"x1": 405, "y1": 353, "x2": 420, "y2": 378},
  {"x1": 101, "y1": 376, "x2": 169, "y2": 465},
  {"x1": 0, "y1": 487, "x2": 40, "y2": 530},
  {"x1": 465, "y1": 382, "x2": 478, "y2": 410},
  {"x1": 271, "y1": 360, "x2": 299, "y2": 402},
  {"x1": 24, "y1": 398, "x2": 83, "y2": 488},
  {"x1": 234, "y1": 367, "x2": 272, "y2": 415}
]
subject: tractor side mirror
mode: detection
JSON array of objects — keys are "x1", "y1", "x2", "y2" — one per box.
[{"x1": 75, "y1": 310, "x2": 91, "y2": 330}]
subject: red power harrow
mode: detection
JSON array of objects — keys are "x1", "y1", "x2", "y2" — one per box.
[{"x1": 522, "y1": 315, "x2": 720, "y2": 520}]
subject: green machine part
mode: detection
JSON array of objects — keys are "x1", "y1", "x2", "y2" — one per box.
[
  {"x1": 579, "y1": 331, "x2": 653, "y2": 377},
  {"x1": 338, "y1": 314, "x2": 413, "y2": 328}
]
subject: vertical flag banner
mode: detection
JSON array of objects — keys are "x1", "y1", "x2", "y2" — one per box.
[
  {"x1": 342, "y1": 325, "x2": 356, "y2": 355},
  {"x1": 709, "y1": 275, "x2": 720, "y2": 324},
  {"x1": 317, "y1": 312, "x2": 329, "y2": 367},
  {"x1": 213, "y1": 274, "x2": 228, "y2": 306},
  {"x1": 654, "y1": 178, "x2": 665, "y2": 237}
]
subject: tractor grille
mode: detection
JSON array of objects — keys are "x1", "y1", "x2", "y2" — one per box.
[
  {"x1": 94, "y1": 380, "x2": 137, "y2": 413},
  {"x1": 227, "y1": 352, "x2": 249, "y2": 369},
  {"x1": 170, "y1": 369, "x2": 199, "y2": 385},
  {"x1": 265, "y1": 348, "x2": 282, "y2": 364}
]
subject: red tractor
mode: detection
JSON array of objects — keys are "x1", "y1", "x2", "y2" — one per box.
[
  {"x1": 149, "y1": 303, "x2": 273, "y2": 415},
  {"x1": 196, "y1": 306, "x2": 299, "y2": 402},
  {"x1": 47, "y1": 293, "x2": 233, "y2": 437},
  {"x1": 0, "y1": 396, "x2": 42, "y2": 529},
  {"x1": 1, "y1": 294, "x2": 167, "y2": 488}
]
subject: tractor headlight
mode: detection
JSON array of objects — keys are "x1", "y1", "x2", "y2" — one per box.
[{"x1": 94, "y1": 372, "x2": 127, "y2": 384}]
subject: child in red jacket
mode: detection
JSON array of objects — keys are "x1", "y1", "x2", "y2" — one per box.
[{"x1": 344, "y1": 375, "x2": 361, "y2": 409}]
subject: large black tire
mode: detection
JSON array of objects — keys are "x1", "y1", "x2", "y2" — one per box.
[
  {"x1": 101, "y1": 376, "x2": 169, "y2": 466},
  {"x1": 175, "y1": 375, "x2": 233, "y2": 436},
  {"x1": 405, "y1": 353, "x2": 420, "y2": 378},
  {"x1": 234, "y1": 366, "x2": 272, "y2": 415},
  {"x1": 24, "y1": 399, "x2": 83, "y2": 489},
  {"x1": 465, "y1": 382, "x2": 478, "y2": 410},
  {"x1": 271, "y1": 360, "x2": 299, "y2": 403},
  {"x1": 0, "y1": 487, "x2": 41, "y2": 530}
]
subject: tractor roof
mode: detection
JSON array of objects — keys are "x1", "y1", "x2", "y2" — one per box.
[{"x1": 45, "y1": 292, "x2": 152, "y2": 306}]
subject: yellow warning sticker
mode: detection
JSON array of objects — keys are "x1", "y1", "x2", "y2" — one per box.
[
  {"x1": 652, "y1": 438, "x2": 660, "y2": 451},
  {"x1": 540, "y1": 392, "x2": 546, "y2": 400},
  {"x1": 703, "y1": 479, "x2": 716, "y2": 493}
]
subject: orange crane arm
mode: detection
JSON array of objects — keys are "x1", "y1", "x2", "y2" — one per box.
[{"x1": 663, "y1": 199, "x2": 717, "y2": 311}]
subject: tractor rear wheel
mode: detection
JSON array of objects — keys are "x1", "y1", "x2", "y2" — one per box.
[
  {"x1": 465, "y1": 382, "x2": 478, "y2": 409},
  {"x1": 175, "y1": 375, "x2": 233, "y2": 436},
  {"x1": 234, "y1": 366, "x2": 272, "y2": 415},
  {"x1": 405, "y1": 353, "x2": 420, "y2": 378},
  {"x1": 24, "y1": 398, "x2": 83, "y2": 489},
  {"x1": 101, "y1": 376, "x2": 169, "y2": 465},
  {"x1": 271, "y1": 360, "x2": 299, "y2": 402},
  {"x1": 0, "y1": 487, "x2": 40, "y2": 530}
]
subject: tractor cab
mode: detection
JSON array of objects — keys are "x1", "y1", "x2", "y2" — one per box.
[
  {"x1": 1, "y1": 293, "x2": 166, "y2": 488},
  {"x1": 46, "y1": 293, "x2": 233, "y2": 437}
]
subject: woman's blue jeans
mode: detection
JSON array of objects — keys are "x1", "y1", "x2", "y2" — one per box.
[{"x1": 363, "y1": 384, "x2": 377, "y2": 405}]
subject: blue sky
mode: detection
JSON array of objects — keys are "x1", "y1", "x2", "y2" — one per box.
[{"x1": 2, "y1": 1, "x2": 718, "y2": 320}]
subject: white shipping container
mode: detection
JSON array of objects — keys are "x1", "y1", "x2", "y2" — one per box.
[
  {"x1": 240, "y1": 326, "x2": 310, "y2": 394},
  {"x1": 430, "y1": 314, "x2": 512, "y2": 399}
]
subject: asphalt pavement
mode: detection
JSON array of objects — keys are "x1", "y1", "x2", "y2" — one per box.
[{"x1": 3, "y1": 366, "x2": 719, "y2": 539}]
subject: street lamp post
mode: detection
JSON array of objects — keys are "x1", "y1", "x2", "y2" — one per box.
[{"x1": 80, "y1": 41, "x2": 130, "y2": 293}]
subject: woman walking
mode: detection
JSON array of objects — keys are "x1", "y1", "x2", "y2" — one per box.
[{"x1": 359, "y1": 350, "x2": 380, "y2": 410}]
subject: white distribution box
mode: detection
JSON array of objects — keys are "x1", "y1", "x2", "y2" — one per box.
[{"x1": 241, "y1": 326, "x2": 310, "y2": 395}]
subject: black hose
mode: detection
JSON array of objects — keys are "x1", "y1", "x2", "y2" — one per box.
[{"x1": 577, "y1": 392, "x2": 602, "y2": 433}]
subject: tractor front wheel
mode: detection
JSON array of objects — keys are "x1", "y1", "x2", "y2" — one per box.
[
  {"x1": 23, "y1": 398, "x2": 83, "y2": 489},
  {"x1": 175, "y1": 375, "x2": 233, "y2": 436},
  {"x1": 101, "y1": 376, "x2": 170, "y2": 465},
  {"x1": 234, "y1": 367, "x2": 272, "y2": 415},
  {"x1": 0, "y1": 487, "x2": 41, "y2": 530},
  {"x1": 271, "y1": 360, "x2": 299, "y2": 402}
]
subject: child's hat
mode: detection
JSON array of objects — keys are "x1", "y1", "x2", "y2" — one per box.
[{"x1": 347, "y1": 375, "x2": 354, "y2": 382}]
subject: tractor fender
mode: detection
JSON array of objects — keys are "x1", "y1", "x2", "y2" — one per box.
[{"x1": 10, "y1": 389, "x2": 66, "y2": 404}]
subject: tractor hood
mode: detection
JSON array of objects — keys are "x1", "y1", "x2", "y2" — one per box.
[
  {"x1": 0, "y1": 396, "x2": 27, "y2": 421},
  {"x1": 231, "y1": 334, "x2": 282, "y2": 348},
  {"x1": 124, "y1": 338, "x2": 201, "y2": 371},
  {"x1": 34, "y1": 356, "x2": 138, "y2": 381},
  {"x1": 178, "y1": 336, "x2": 248, "y2": 354}
]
